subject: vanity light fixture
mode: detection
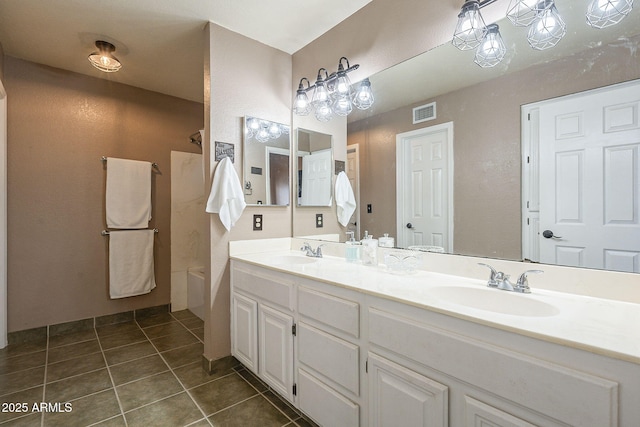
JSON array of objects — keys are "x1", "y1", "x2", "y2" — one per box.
[
  {"x1": 527, "y1": 0, "x2": 566, "y2": 50},
  {"x1": 293, "y1": 57, "x2": 374, "y2": 121},
  {"x1": 245, "y1": 117, "x2": 289, "y2": 143},
  {"x1": 474, "y1": 24, "x2": 507, "y2": 67},
  {"x1": 88, "y1": 40, "x2": 122, "y2": 73},
  {"x1": 452, "y1": 1, "x2": 488, "y2": 50},
  {"x1": 586, "y1": 0, "x2": 634, "y2": 29}
]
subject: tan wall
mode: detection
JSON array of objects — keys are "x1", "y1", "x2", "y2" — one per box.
[
  {"x1": 348, "y1": 43, "x2": 640, "y2": 260},
  {"x1": 204, "y1": 24, "x2": 292, "y2": 361},
  {"x1": 6, "y1": 57, "x2": 203, "y2": 331}
]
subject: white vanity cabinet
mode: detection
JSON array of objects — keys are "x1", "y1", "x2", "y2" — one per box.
[
  {"x1": 230, "y1": 261, "x2": 296, "y2": 402},
  {"x1": 367, "y1": 298, "x2": 625, "y2": 427},
  {"x1": 230, "y1": 255, "x2": 640, "y2": 426}
]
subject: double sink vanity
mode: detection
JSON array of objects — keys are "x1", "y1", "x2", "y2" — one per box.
[{"x1": 229, "y1": 237, "x2": 640, "y2": 426}]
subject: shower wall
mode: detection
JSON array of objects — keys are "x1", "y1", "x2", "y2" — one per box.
[
  {"x1": 170, "y1": 151, "x2": 207, "y2": 311},
  {"x1": 6, "y1": 56, "x2": 203, "y2": 331}
]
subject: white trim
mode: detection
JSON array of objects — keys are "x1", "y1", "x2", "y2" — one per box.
[
  {"x1": 0, "y1": 78, "x2": 7, "y2": 348},
  {"x1": 347, "y1": 144, "x2": 360, "y2": 239},
  {"x1": 396, "y1": 122, "x2": 454, "y2": 251}
]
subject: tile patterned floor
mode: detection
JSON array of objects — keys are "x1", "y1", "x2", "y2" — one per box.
[{"x1": 0, "y1": 310, "x2": 318, "y2": 427}]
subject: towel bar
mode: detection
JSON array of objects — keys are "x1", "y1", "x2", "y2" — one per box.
[
  {"x1": 101, "y1": 156, "x2": 159, "y2": 169},
  {"x1": 102, "y1": 229, "x2": 159, "y2": 236}
]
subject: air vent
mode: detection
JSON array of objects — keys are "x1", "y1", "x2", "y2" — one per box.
[{"x1": 413, "y1": 102, "x2": 436, "y2": 124}]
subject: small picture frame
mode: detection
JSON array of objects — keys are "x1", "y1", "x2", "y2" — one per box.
[{"x1": 215, "y1": 141, "x2": 235, "y2": 163}]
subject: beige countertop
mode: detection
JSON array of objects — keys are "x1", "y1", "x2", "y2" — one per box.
[{"x1": 231, "y1": 246, "x2": 640, "y2": 365}]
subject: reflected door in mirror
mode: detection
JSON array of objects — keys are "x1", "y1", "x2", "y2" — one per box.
[{"x1": 533, "y1": 81, "x2": 640, "y2": 273}]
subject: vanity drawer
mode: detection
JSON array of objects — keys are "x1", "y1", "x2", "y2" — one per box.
[
  {"x1": 232, "y1": 264, "x2": 294, "y2": 311},
  {"x1": 298, "y1": 286, "x2": 359, "y2": 338},
  {"x1": 298, "y1": 322, "x2": 360, "y2": 396}
]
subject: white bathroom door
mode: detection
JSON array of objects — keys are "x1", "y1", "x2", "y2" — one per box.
[
  {"x1": 538, "y1": 80, "x2": 640, "y2": 272},
  {"x1": 396, "y1": 123, "x2": 453, "y2": 250},
  {"x1": 300, "y1": 149, "x2": 332, "y2": 206},
  {"x1": 0, "y1": 79, "x2": 7, "y2": 348}
]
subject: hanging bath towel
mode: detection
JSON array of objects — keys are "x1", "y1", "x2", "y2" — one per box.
[
  {"x1": 335, "y1": 171, "x2": 356, "y2": 227},
  {"x1": 109, "y1": 230, "x2": 156, "y2": 299},
  {"x1": 206, "y1": 156, "x2": 246, "y2": 231},
  {"x1": 106, "y1": 157, "x2": 152, "y2": 229}
]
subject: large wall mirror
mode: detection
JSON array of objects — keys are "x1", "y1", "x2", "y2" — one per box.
[
  {"x1": 294, "y1": 0, "x2": 640, "y2": 274},
  {"x1": 296, "y1": 128, "x2": 333, "y2": 206},
  {"x1": 243, "y1": 116, "x2": 291, "y2": 206}
]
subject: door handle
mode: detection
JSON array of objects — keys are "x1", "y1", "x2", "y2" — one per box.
[
  {"x1": 542, "y1": 230, "x2": 563, "y2": 239},
  {"x1": 406, "y1": 223, "x2": 415, "y2": 229}
]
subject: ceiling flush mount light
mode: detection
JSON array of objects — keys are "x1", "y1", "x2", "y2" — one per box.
[
  {"x1": 452, "y1": 1, "x2": 488, "y2": 50},
  {"x1": 474, "y1": 24, "x2": 507, "y2": 67},
  {"x1": 293, "y1": 57, "x2": 373, "y2": 122},
  {"x1": 88, "y1": 40, "x2": 122, "y2": 73},
  {"x1": 527, "y1": 0, "x2": 566, "y2": 50},
  {"x1": 586, "y1": 0, "x2": 634, "y2": 29}
]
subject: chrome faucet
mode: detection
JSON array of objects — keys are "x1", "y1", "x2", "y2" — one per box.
[
  {"x1": 301, "y1": 242, "x2": 324, "y2": 258},
  {"x1": 478, "y1": 263, "x2": 543, "y2": 293}
]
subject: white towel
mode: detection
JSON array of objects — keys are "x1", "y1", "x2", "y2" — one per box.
[
  {"x1": 106, "y1": 157, "x2": 152, "y2": 229},
  {"x1": 335, "y1": 171, "x2": 356, "y2": 227},
  {"x1": 109, "y1": 230, "x2": 156, "y2": 299},
  {"x1": 206, "y1": 157, "x2": 246, "y2": 231}
]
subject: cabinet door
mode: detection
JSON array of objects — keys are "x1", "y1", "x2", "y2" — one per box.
[
  {"x1": 298, "y1": 368, "x2": 360, "y2": 427},
  {"x1": 259, "y1": 304, "x2": 294, "y2": 401},
  {"x1": 231, "y1": 293, "x2": 258, "y2": 373},
  {"x1": 368, "y1": 353, "x2": 448, "y2": 427}
]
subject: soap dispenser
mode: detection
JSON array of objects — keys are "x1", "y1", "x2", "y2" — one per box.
[
  {"x1": 345, "y1": 231, "x2": 360, "y2": 263},
  {"x1": 361, "y1": 233, "x2": 379, "y2": 266}
]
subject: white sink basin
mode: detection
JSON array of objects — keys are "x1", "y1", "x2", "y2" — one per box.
[
  {"x1": 430, "y1": 286, "x2": 559, "y2": 317},
  {"x1": 269, "y1": 255, "x2": 319, "y2": 265}
]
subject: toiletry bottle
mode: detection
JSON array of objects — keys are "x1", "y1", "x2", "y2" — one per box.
[
  {"x1": 379, "y1": 233, "x2": 395, "y2": 248},
  {"x1": 345, "y1": 231, "x2": 360, "y2": 263},
  {"x1": 361, "y1": 234, "x2": 379, "y2": 266}
]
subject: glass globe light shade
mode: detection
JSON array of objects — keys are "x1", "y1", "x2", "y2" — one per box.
[
  {"x1": 255, "y1": 125, "x2": 270, "y2": 143},
  {"x1": 88, "y1": 41, "x2": 122, "y2": 73},
  {"x1": 333, "y1": 73, "x2": 353, "y2": 100},
  {"x1": 268, "y1": 122, "x2": 282, "y2": 139},
  {"x1": 452, "y1": 1, "x2": 487, "y2": 51},
  {"x1": 474, "y1": 24, "x2": 507, "y2": 68},
  {"x1": 353, "y1": 79, "x2": 375, "y2": 110},
  {"x1": 293, "y1": 90, "x2": 312, "y2": 116},
  {"x1": 333, "y1": 95, "x2": 353, "y2": 117},
  {"x1": 314, "y1": 101, "x2": 333, "y2": 122},
  {"x1": 586, "y1": 0, "x2": 634, "y2": 29},
  {"x1": 506, "y1": 0, "x2": 542, "y2": 27},
  {"x1": 312, "y1": 81, "x2": 331, "y2": 105},
  {"x1": 527, "y1": 0, "x2": 566, "y2": 50}
]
